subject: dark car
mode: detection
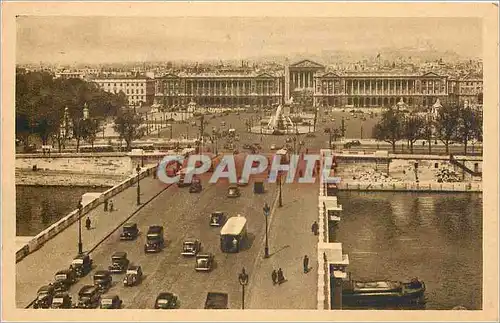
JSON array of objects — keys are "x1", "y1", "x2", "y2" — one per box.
[
  {"x1": 120, "y1": 223, "x2": 139, "y2": 241},
  {"x1": 123, "y1": 265, "x2": 143, "y2": 287},
  {"x1": 144, "y1": 225, "x2": 165, "y2": 253},
  {"x1": 344, "y1": 140, "x2": 362, "y2": 148},
  {"x1": 242, "y1": 144, "x2": 252, "y2": 150},
  {"x1": 195, "y1": 253, "x2": 214, "y2": 272},
  {"x1": 71, "y1": 253, "x2": 93, "y2": 277},
  {"x1": 93, "y1": 270, "x2": 112, "y2": 292},
  {"x1": 189, "y1": 182, "x2": 202, "y2": 193},
  {"x1": 154, "y1": 292, "x2": 179, "y2": 309},
  {"x1": 50, "y1": 292, "x2": 72, "y2": 309},
  {"x1": 76, "y1": 285, "x2": 101, "y2": 309},
  {"x1": 210, "y1": 212, "x2": 226, "y2": 227},
  {"x1": 305, "y1": 133, "x2": 316, "y2": 138},
  {"x1": 181, "y1": 239, "x2": 201, "y2": 256},
  {"x1": 53, "y1": 269, "x2": 77, "y2": 292},
  {"x1": 100, "y1": 294, "x2": 123, "y2": 309},
  {"x1": 33, "y1": 285, "x2": 55, "y2": 309},
  {"x1": 205, "y1": 292, "x2": 228, "y2": 309},
  {"x1": 227, "y1": 186, "x2": 241, "y2": 198},
  {"x1": 108, "y1": 252, "x2": 129, "y2": 274}
]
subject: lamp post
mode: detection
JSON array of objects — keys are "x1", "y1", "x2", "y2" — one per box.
[
  {"x1": 263, "y1": 203, "x2": 270, "y2": 258},
  {"x1": 167, "y1": 124, "x2": 172, "y2": 139},
  {"x1": 136, "y1": 164, "x2": 141, "y2": 205},
  {"x1": 141, "y1": 151, "x2": 144, "y2": 168},
  {"x1": 238, "y1": 267, "x2": 249, "y2": 309},
  {"x1": 278, "y1": 174, "x2": 283, "y2": 207},
  {"x1": 77, "y1": 200, "x2": 83, "y2": 254}
]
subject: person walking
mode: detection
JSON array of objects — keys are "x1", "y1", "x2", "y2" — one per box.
[
  {"x1": 109, "y1": 199, "x2": 114, "y2": 212},
  {"x1": 104, "y1": 199, "x2": 108, "y2": 212},
  {"x1": 85, "y1": 217, "x2": 91, "y2": 230},
  {"x1": 311, "y1": 221, "x2": 319, "y2": 235},
  {"x1": 277, "y1": 268, "x2": 285, "y2": 284},
  {"x1": 303, "y1": 255, "x2": 309, "y2": 273},
  {"x1": 271, "y1": 269, "x2": 278, "y2": 285}
]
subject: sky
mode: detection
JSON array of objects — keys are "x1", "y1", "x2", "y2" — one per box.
[{"x1": 16, "y1": 17, "x2": 482, "y2": 64}]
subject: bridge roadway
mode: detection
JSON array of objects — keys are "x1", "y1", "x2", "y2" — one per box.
[{"x1": 21, "y1": 176, "x2": 280, "y2": 309}]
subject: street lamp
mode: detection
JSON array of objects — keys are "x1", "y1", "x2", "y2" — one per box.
[
  {"x1": 167, "y1": 124, "x2": 172, "y2": 139},
  {"x1": 136, "y1": 164, "x2": 141, "y2": 205},
  {"x1": 278, "y1": 174, "x2": 283, "y2": 207},
  {"x1": 263, "y1": 203, "x2": 270, "y2": 258},
  {"x1": 238, "y1": 267, "x2": 249, "y2": 309},
  {"x1": 77, "y1": 199, "x2": 83, "y2": 255},
  {"x1": 141, "y1": 150, "x2": 144, "y2": 168}
]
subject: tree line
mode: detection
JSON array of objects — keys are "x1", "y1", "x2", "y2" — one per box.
[
  {"x1": 16, "y1": 69, "x2": 127, "y2": 152},
  {"x1": 373, "y1": 104, "x2": 483, "y2": 155}
]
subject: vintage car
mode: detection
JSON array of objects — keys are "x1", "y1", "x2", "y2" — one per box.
[
  {"x1": 144, "y1": 225, "x2": 165, "y2": 253},
  {"x1": 123, "y1": 265, "x2": 143, "y2": 287},
  {"x1": 189, "y1": 182, "x2": 202, "y2": 193},
  {"x1": 50, "y1": 292, "x2": 72, "y2": 309},
  {"x1": 72, "y1": 253, "x2": 93, "y2": 277},
  {"x1": 120, "y1": 223, "x2": 139, "y2": 241},
  {"x1": 93, "y1": 270, "x2": 112, "y2": 292},
  {"x1": 305, "y1": 133, "x2": 316, "y2": 138},
  {"x1": 100, "y1": 294, "x2": 123, "y2": 309},
  {"x1": 242, "y1": 144, "x2": 252, "y2": 150},
  {"x1": 195, "y1": 253, "x2": 214, "y2": 272},
  {"x1": 33, "y1": 284, "x2": 55, "y2": 309},
  {"x1": 270, "y1": 144, "x2": 278, "y2": 150},
  {"x1": 181, "y1": 239, "x2": 201, "y2": 256},
  {"x1": 227, "y1": 186, "x2": 241, "y2": 198},
  {"x1": 154, "y1": 292, "x2": 179, "y2": 309},
  {"x1": 344, "y1": 140, "x2": 362, "y2": 149},
  {"x1": 53, "y1": 269, "x2": 77, "y2": 292},
  {"x1": 76, "y1": 285, "x2": 101, "y2": 309},
  {"x1": 209, "y1": 212, "x2": 226, "y2": 227},
  {"x1": 108, "y1": 252, "x2": 129, "y2": 273}
]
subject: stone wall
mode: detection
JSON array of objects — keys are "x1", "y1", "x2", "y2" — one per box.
[{"x1": 16, "y1": 155, "x2": 132, "y2": 175}]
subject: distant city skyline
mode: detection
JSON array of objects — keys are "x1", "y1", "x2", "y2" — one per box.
[{"x1": 17, "y1": 17, "x2": 482, "y2": 65}]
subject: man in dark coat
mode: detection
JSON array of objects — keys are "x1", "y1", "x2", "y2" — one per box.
[
  {"x1": 277, "y1": 268, "x2": 285, "y2": 284},
  {"x1": 303, "y1": 255, "x2": 309, "y2": 273},
  {"x1": 85, "y1": 217, "x2": 91, "y2": 230},
  {"x1": 311, "y1": 221, "x2": 319, "y2": 235},
  {"x1": 271, "y1": 269, "x2": 278, "y2": 285}
]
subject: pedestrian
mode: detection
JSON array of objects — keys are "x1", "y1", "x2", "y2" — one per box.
[
  {"x1": 85, "y1": 217, "x2": 91, "y2": 230},
  {"x1": 311, "y1": 221, "x2": 319, "y2": 235},
  {"x1": 109, "y1": 199, "x2": 114, "y2": 212},
  {"x1": 277, "y1": 268, "x2": 285, "y2": 284},
  {"x1": 303, "y1": 255, "x2": 309, "y2": 273},
  {"x1": 271, "y1": 269, "x2": 278, "y2": 285},
  {"x1": 104, "y1": 199, "x2": 108, "y2": 212}
]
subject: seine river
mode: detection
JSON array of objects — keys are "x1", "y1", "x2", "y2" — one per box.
[
  {"x1": 330, "y1": 191, "x2": 483, "y2": 310},
  {"x1": 16, "y1": 185, "x2": 110, "y2": 236}
]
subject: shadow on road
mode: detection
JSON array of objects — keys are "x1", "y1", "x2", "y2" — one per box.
[{"x1": 269, "y1": 244, "x2": 290, "y2": 258}]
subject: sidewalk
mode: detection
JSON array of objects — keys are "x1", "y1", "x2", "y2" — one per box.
[
  {"x1": 246, "y1": 183, "x2": 319, "y2": 309},
  {"x1": 16, "y1": 173, "x2": 168, "y2": 308}
]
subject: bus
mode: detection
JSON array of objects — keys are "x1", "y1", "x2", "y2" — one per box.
[{"x1": 220, "y1": 216, "x2": 248, "y2": 253}]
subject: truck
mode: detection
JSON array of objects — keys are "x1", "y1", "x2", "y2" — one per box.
[{"x1": 204, "y1": 292, "x2": 228, "y2": 309}]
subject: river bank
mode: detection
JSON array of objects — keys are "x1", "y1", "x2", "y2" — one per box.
[{"x1": 15, "y1": 169, "x2": 126, "y2": 187}]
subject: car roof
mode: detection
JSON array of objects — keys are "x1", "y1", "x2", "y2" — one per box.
[
  {"x1": 228, "y1": 186, "x2": 238, "y2": 189},
  {"x1": 55, "y1": 269, "x2": 72, "y2": 274},
  {"x1": 128, "y1": 265, "x2": 140, "y2": 270},
  {"x1": 101, "y1": 294, "x2": 119, "y2": 300},
  {"x1": 38, "y1": 285, "x2": 54, "y2": 292},
  {"x1": 148, "y1": 225, "x2": 163, "y2": 232},
  {"x1": 94, "y1": 270, "x2": 110, "y2": 275},
  {"x1": 123, "y1": 222, "x2": 136, "y2": 228},
  {"x1": 79, "y1": 285, "x2": 97, "y2": 293},
  {"x1": 212, "y1": 211, "x2": 224, "y2": 215},
  {"x1": 112, "y1": 251, "x2": 127, "y2": 257},
  {"x1": 197, "y1": 253, "x2": 213, "y2": 258},
  {"x1": 53, "y1": 292, "x2": 70, "y2": 298},
  {"x1": 74, "y1": 253, "x2": 89, "y2": 260},
  {"x1": 157, "y1": 292, "x2": 175, "y2": 299}
]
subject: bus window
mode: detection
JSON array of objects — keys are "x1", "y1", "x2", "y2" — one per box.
[{"x1": 220, "y1": 216, "x2": 247, "y2": 253}]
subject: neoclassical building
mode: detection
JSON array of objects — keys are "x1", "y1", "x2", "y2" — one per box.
[{"x1": 150, "y1": 59, "x2": 482, "y2": 109}]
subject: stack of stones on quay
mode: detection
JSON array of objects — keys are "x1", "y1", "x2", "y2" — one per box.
[
  {"x1": 15, "y1": 169, "x2": 126, "y2": 187},
  {"x1": 436, "y1": 168, "x2": 461, "y2": 183}
]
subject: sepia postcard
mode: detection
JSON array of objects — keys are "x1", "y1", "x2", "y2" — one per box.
[{"x1": 1, "y1": 1, "x2": 498, "y2": 322}]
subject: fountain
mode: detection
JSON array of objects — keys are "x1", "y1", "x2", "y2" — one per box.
[{"x1": 265, "y1": 104, "x2": 295, "y2": 134}]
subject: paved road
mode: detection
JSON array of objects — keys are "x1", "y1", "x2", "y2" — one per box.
[{"x1": 56, "y1": 176, "x2": 279, "y2": 309}]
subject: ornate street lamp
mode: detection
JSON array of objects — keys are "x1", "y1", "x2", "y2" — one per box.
[
  {"x1": 278, "y1": 174, "x2": 283, "y2": 207},
  {"x1": 263, "y1": 203, "x2": 270, "y2": 258},
  {"x1": 238, "y1": 267, "x2": 249, "y2": 309},
  {"x1": 77, "y1": 199, "x2": 83, "y2": 254},
  {"x1": 136, "y1": 164, "x2": 141, "y2": 205}
]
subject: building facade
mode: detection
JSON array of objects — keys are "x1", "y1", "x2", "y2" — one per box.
[
  {"x1": 154, "y1": 72, "x2": 284, "y2": 108},
  {"x1": 92, "y1": 77, "x2": 155, "y2": 106}
]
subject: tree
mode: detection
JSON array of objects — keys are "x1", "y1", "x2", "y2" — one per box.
[
  {"x1": 402, "y1": 115, "x2": 425, "y2": 154},
  {"x1": 373, "y1": 107, "x2": 403, "y2": 153},
  {"x1": 435, "y1": 105, "x2": 460, "y2": 154},
  {"x1": 456, "y1": 106, "x2": 482, "y2": 156},
  {"x1": 81, "y1": 119, "x2": 100, "y2": 148},
  {"x1": 113, "y1": 111, "x2": 145, "y2": 151},
  {"x1": 421, "y1": 116, "x2": 435, "y2": 154}
]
